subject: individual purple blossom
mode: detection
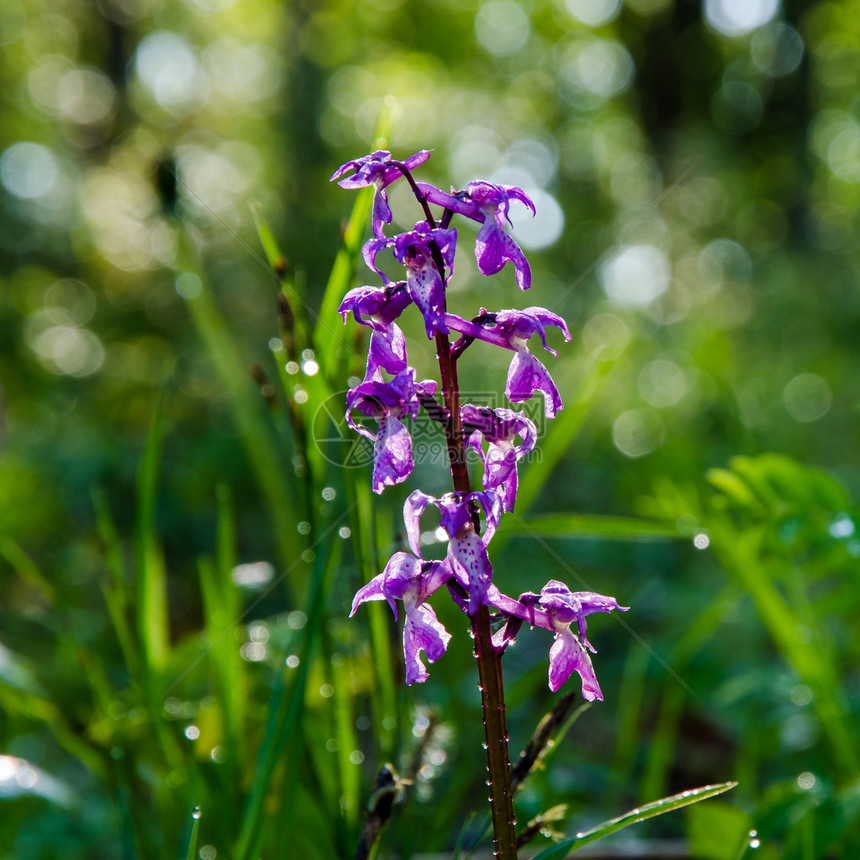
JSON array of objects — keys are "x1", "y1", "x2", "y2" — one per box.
[
  {"x1": 345, "y1": 368, "x2": 436, "y2": 494},
  {"x1": 461, "y1": 405, "x2": 537, "y2": 512},
  {"x1": 446, "y1": 307, "x2": 571, "y2": 418},
  {"x1": 404, "y1": 489, "x2": 502, "y2": 614},
  {"x1": 351, "y1": 552, "x2": 453, "y2": 684},
  {"x1": 330, "y1": 149, "x2": 431, "y2": 239},
  {"x1": 364, "y1": 222, "x2": 457, "y2": 339},
  {"x1": 418, "y1": 180, "x2": 535, "y2": 290},
  {"x1": 338, "y1": 282, "x2": 412, "y2": 380},
  {"x1": 489, "y1": 580, "x2": 627, "y2": 698}
]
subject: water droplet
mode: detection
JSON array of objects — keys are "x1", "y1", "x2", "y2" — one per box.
[
  {"x1": 482, "y1": 742, "x2": 488, "y2": 750},
  {"x1": 192, "y1": 805, "x2": 202, "y2": 820}
]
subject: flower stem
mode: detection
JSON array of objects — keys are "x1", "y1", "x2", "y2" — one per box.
[{"x1": 435, "y1": 330, "x2": 518, "y2": 860}]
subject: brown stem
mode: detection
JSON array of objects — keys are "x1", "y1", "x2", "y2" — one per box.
[{"x1": 434, "y1": 329, "x2": 517, "y2": 860}]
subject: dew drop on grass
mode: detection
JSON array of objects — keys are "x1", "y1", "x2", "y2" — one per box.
[{"x1": 192, "y1": 805, "x2": 202, "y2": 820}]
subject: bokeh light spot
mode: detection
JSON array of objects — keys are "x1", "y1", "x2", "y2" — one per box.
[
  {"x1": 638, "y1": 359, "x2": 687, "y2": 407},
  {"x1": 564, "y1": 0, "x2": 621, "y2": 27},
  {"x1": 1, "y1": 143, "x2": 58, "y2": 199},
  {"x1": 783, "y1": 373, "x2": 831, "y2": 422},
  {"x1": 612, "y1": 409, "x2": 664, "y2": 458},
  {"x1": 704, "y1": 0, "x2": 779, "y2": 38},
  {"x1": 751, "y1": 22, "x2": 804, "y2": 77},
  {"x1": 135, "y1": 31, "x2": 207, "y2": 113},
  {"x1": 601, "y1": 244, "x2": 670, "y2": 308},
  {"x1": 475, "y1": 1, "x2": 530, "y2": 57}
]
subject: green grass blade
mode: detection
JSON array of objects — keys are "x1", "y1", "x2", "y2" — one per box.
[
  {"x1": 532, "y1": 782, "x2": 737, "y2": 859},
  {"x1": 184, "y1": 808, "x2": 201, "y2": 860},
  {"x1": 180, "y1": 254, "x2": 303, "y2": 578},
  {"x1": 92, "y1": 487, "x2": 141, "y2": 684},
  {"x1": 0, "y1": 536, "x2": 55, "y2": 602},
  {"x1": 135, "y1": 393, "x2": 169, "y2": 675},
  {"x1": 504, "y1": 513, "x2": 681, "y2": 541}
]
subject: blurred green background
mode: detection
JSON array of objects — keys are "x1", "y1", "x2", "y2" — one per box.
[{"x1": 2, "y1": 0, "x2": 859, "y2": 857}]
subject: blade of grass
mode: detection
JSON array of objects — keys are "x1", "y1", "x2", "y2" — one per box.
[
  {"x1": 179, "y1": 250, "x2": 304, "y2": 580},
  {"x1": 184, "y1": 808, "x2": 201, "y2": 860},
  {"x1": 0, "y1": 536, "x2": 55, "y2": 602},
  {"x1": 92, "y1": 487, "x2": 140, "y2": 677},
  {"x1": 504, "y1": 513, "x2": 680, "y2": 541},
  {"x1": 532, "y1": 782, "x2": 737, "y2": 859},
  {"x1": 135, "y1": 392, "x2": 169, "y2": 675}
]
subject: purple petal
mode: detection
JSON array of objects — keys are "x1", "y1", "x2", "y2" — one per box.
[
  {"x1": 404, "y1": 490, "x2": 433, "y2": 557},
  {"x1": 366, "y1": 325, "x2": 407, "y2": 379},
  {"x1": 524, "y1": 306, "x2": 571, "y2": 343},
  {"x1": 350, "y1": 573, "x2": 395, "y2": 618},
  {"x1": 372, "y1": 414, "x2": 413, "y2": 494},
  {"x1": 475, "y1": 220, "x2": 532, "y2": 290},
  {"x1": 548, "y1": 629, "x2": 603, "y2": 698},
  {"x1": 405, "y1": 262, "x2": 448, "y2": 338},
  {"x1": 403, "y1": 602, "x2": 451, "y2": 685},
  {"x1": 403, "y1": 149, "x2": 432, "y2": 171},
  {"x1": 506, "y1": 350, "x2": 564, "y2": 418},
  {"x1": 448, "y1": 531, "x2": 494, "y2": 614},
  {"x1": 378, "y1": 552, "x2": 424, "y2": 602},
  {"x1": 372, "y1": 189, "x2": 393, "y2": 239},
  {"x1": 416, "y1": 183, "x2": 482, "y2": 221}
]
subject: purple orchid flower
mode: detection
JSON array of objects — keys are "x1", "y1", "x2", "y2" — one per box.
[
  {"x1": 489, "y1": 580, "x2": 627, "y2": 698},
  {"x1": 404, "y1": 488, "x2": 502, "y2": 614},
  {"x1": 330, "y1": 149, "x2": 431, "y2": 239},
  {"x1": 345, "y1": 368, "x2": 436, "y2": 494},
  {"x1": 446, "y1": 307, "x2": 571, "y2": 418},
  {"x1": 364, "y1": 222, "x2": 457, "y2": 339},
  {"x1": 417, "y1": 180, "x2": 535, "y2": 290},
  {"x1": 461, "y1": 405, "x2": 537, "y2": 512},
  {"x1": 351, "y1": 552, "x2": 453, "y2": 684},
  {"x1": 338, "y1": 282, "x2": 412, "y2": 380}
]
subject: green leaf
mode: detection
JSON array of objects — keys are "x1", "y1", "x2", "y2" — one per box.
[{"x1": 531, "y1": 782, "x2": 737, "y2": 859}]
